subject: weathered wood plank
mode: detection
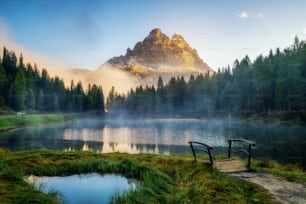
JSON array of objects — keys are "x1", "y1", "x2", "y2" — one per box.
[{"x1": 214, "y1": 159, "x2": 248, "y2": 173}]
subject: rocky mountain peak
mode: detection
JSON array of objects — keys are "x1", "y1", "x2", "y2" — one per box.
[
  {"x1": 142, "y1": 28, "x2": 170, "y2": 47},
  {"x1": 171, "y1": 32, "x2": 188, "y2": 48},
  {"x1": 172, "y1": 32, "x2": 183, "y2": 39},
  {"x1": 148, "y1": 28, "x2": 162, "y2": 38},
  {"x1": 107, "y1": 28, "x2": 213, "y2": 76}
]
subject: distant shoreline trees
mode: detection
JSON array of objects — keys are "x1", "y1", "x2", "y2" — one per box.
[
  {"x1": 2, "y1": 36, "x2": 306, "y2": 119},
  {"x1": 107, "y1": 37, "x2": 306, "y2": 119},
  {"x1": 0, "y1": 47, "x2": 105, "y2": 113}
]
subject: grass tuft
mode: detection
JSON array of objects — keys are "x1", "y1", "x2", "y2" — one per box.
[{"x1": 252, "y1": 159, "x2": 306, "y2": 182}]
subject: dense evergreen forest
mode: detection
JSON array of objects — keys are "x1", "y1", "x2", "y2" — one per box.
[
  {"x1": 0, "y1": 47, "x2": 104, "y2": 113},
  {"x1": 107, "y1": 37, "x2": 306, "y2": 118},
  {"x1": 1, "y1": 37, "x2": 306, "y2": 118}
]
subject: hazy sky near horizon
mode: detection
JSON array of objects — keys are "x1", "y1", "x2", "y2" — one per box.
[{"x1": 1, "y1": 0, "x2": 306, "y2": 71}]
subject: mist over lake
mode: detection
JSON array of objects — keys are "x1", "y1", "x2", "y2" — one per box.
[{"x1": 1, "y1": 117, "x2": 305, "y2": 168}]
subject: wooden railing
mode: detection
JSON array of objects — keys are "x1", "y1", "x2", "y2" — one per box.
[
  {"x1": 189, "y1": 138, "x2": 256, "y2": 168},
  {"x1": 188, "y1": 141, "x2": 215, "y2": 166},
  {"x1": 228, "y1": 138, "x2": 256, "y2": 168}
]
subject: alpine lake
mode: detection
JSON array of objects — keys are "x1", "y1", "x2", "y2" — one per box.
[{"x1": 1, "y1": 117, "x2": 306, "y2": 203}]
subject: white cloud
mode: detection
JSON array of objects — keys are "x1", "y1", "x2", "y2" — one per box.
[
  {"x1": 303, "y1": 28, "x2": 306, "y2": 34},
  {"x1": 238, "y1": 11, "x2": 249, "y2": 19},
  {"x1": 238, "y1": 11, "x2": 264, "y2": 19},
  {"x1": 254, "y1": 12, "x2": 265, "y2": 19}
]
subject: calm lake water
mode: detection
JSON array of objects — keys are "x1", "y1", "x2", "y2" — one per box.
[
  {"x1": 28, "y1": 173, "x2": 135, "y2": 204},
  {"x1": 1, "y1": 118, "x2": 306, "y2": 167}
]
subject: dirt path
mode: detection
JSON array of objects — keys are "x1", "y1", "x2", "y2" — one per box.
[{"x1": 229, "y1": 172, "x2": 306, "y2": 204}]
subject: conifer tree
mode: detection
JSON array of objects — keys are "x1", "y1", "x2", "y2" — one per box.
[
  {"x1": 8, "y1": 69, "x2": 27, "y2": 110},
  {"x1": 26, "y1": 89, "x2": 35, "y2": 109}
]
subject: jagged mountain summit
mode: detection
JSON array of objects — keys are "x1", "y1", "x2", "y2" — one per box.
[{"x1": 103, "y1": 28, "x2": 213, "y2": 76}]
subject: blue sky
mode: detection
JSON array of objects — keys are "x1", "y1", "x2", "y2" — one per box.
[{"x1": 1, "y1": 0, "x2": 306, "y2": 70}]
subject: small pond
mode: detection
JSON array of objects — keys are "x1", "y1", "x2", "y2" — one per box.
[{"x1": 28, "y1": 173, "x2": 136, "y2": 204}]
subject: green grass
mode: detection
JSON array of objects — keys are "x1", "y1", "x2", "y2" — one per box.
[
  {"x1": 251, "y1": 159, "x2": 306, "y2": 182},
  {"x1": 0, "y1": 114, "x2": 73, "y2": 131},
  {"x1": 0, "y1": 149, "x2": 280, "y2": 204}
]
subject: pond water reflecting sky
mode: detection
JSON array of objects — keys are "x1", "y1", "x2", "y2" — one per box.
[{"x1": 28, "y1": 173, "x2": 135, "y2": 204}]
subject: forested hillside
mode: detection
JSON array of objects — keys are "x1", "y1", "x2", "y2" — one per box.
[
  {"x1": 0, "y1": 47, "x2": 104, "y2": 113},
  {"x1": 107, "y1": 37, "x2": 306, "y2": 118}
]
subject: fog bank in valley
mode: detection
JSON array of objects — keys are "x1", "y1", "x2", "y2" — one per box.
[{"x1": 0, "y1": 20, "x2": 139, "y2": 94}]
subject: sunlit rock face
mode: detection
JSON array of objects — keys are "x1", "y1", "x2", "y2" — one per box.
[{"x1": 105, "y1": 28, "x2": 213, "y2": 75}]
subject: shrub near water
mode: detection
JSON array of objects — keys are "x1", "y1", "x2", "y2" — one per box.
[{"x1": 0, "y1": 150, "x2": 277, "y2": 203}]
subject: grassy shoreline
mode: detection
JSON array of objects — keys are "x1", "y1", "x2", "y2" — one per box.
[
  {"x1": 0, "y1": 114, "x2": 74, "y2": 131},
  {"x1": 252, "y1": 159, "x2": 306, "y2": 182},
  {"x1": 2, "y1": 149, "x2": 299, "y2": 203}
]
